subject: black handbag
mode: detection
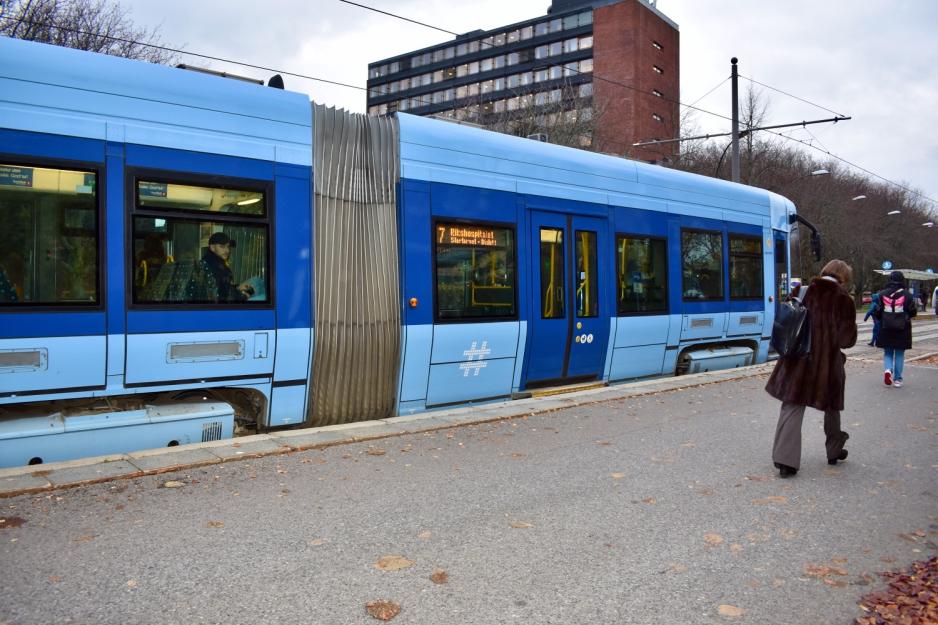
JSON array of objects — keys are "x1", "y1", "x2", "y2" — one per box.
[{"x1": 771, "y1": 297, "x2": 812, "y2": 359}]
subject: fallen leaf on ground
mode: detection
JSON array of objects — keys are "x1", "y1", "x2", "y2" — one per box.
[
  {"x1": 375, "y1": 555, "x2": 414, "y2": 571},
  {"x1": 823, "y1": 578, "x2": 847, "y2": 587},
  {"x1": 744, "y1": 474, "x2": 773, "y2": 482},
  {"x1": 752, "y1": 496, "x2": 788, "y2": 505},
  {"x1": 510, "y1": 521, "x2": 534, "y2": 529},
  {"x1": 308, "y1": 539, "x2": 325, "y2": 546},
  {"x1": 730, "y1": 543, "x2": 743, "y2": 553},
  {"x1": 205, "y1": 520, "x2": 224, "y2": 528},
  {"x1": 641, "y1": 497, "x2": 656, "y2": 505},
  {"x1": 429, "y1": 569, "x2": 449, "y2": 584},
  {"x1": 0, "y1": 517, "x2": 26, "y2": 529},
  {"x1": 717, "y1": 604, "x2": 744, "y2": 617},
  {"x1": 365, "y1": 600, "x2": 400, "y2": 621},
  {"x1": 48, "y1": 576, "x2": 61, "y2": 583},
  {"x1": 611, "y1": 472, "x2": 626, "y2": 479},
  {"x1": 669, "y1": 563, "x2": 688, "y2": 573},
  {"x1": 804, "y1": 563, "x2": 848, "y2": 578},
  {"x1": 72, "y1": 534, "x2": 96, "y2": 543},
  {"x1": 163, "y1": 481, "x2": 185, "y2": 489},
  {"x1": 417, "y1": 531, "x2": 432, "y2": 539},
  {"x1": 594, "y1": 440, "x2": 612, "y2": 446},
  {"x1": 705, "y1": 533, "x2": 724, "y2": 546},
  {"x1": 366, "y1": 448, "x2": 387, "y2": 456},
  {"x1": 126, "y1": 579, "x2": 138, "y2": 589},
  {"x1": 778, "y1": 528, "x2": 797, "y2": 540}
]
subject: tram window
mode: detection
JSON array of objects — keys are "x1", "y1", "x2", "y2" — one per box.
[
  {"x1": 616, "y1": 235, "x2": 667, "y2": 314},
  {"x1": 137, "y1": 181, "x2": 265, "y2": 216},
  {"x1": 0, "y1": 163, "x2": 99, "y2": 305},
  {"x1": 132, "y1": 179, "x2": 269, "y2": 306},
  {"x1": 434, "y1": 222, "x2": 516, "y2": 320},
  {"x1": 681, "y1": 230, "x2": 723, "y2": 300},
  {"x1": 729, "y1": 234, "x2": 763, "y2": 299},
  {"x1": 540, "y1": 228, "x2": 565, "y2": 319},
  {"x1": 575, "y1": 230, "x2": 598, "y2": 317}
]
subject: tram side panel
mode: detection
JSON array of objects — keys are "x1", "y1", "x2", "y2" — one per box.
[{"x1": 397, "y1": 179, "x2": 526, "y2": 413}]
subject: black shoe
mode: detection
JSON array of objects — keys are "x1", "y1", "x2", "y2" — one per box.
[
  {"x1": 778, "y1": 465, "x2": 798, "y2": 478},
  {"x1": 828, "y1": 449, "x2": 848, "y2": 465},
  {"x1": 867, "y1": 342, "x2": 875, "y2": 346}
]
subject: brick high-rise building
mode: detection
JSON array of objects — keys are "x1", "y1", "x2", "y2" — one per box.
[{"x1": 366, "y1": 0, "x2": 679, "y2": 162}]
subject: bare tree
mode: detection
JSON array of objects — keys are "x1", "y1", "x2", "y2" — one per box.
[{"x1": 0, "y1": 0, "x2": 178, "y2": 64}]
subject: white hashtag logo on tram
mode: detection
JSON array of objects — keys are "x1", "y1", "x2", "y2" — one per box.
[{"x1": 459, "y1": 340, "x2": 490, "y2": 377}]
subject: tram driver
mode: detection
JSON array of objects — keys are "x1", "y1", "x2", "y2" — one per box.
[{"x1": 201, "y1": 232, "x2": 256, "y2": 302}]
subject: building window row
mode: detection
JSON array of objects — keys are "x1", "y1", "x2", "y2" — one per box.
[
  {"x1": 652, "y1": 64, "x2": 664, "y2": 74},
  {"x1": 369, "y1": 64, "x2": 594, "y2": 114},
  {"x1": 368, "y1": 10, "x2": 593, "y2": 79},
  {"x1": 369, "y1": 82, "x2": 593, "y2": 117},
  {"x1": 652, "y1": 40, "x2": 663, "y2": 51},
  {"x1": 369, "y1": 46, "x2": 593, "y2": 98}
]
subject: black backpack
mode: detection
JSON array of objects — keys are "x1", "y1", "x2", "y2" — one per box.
[
  {"x1": 771, "y1": 291, "x2": 811, "y2": 359},
  {"x1": 879, "y1": 289, "x2": 908, "y2": 331}
]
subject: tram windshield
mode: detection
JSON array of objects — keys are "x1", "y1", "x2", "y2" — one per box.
[{"x1": 0, "y1": 163, "x2": 98, "y2": 305}]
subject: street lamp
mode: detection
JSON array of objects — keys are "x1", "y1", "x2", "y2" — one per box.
[
  {"x1": 887, "y1": 210, "x2": 901, "y2": 215},
  {"x1": 852, "y1": 195, "x2": 867, "y2": 201}
]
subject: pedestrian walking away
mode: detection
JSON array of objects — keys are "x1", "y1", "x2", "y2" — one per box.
[
  {"x1": 765, "y1": 259, "x2": 857, "y2": 478},
  {"x1": 874, "y1": 270, "x2": 917, "y2": 388},
  {"x1": 863, "y1": 292, "x2": 881, "y2": 346}
]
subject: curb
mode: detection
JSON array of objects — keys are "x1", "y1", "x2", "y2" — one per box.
[{"x1": 0, "y1": 360, "x2": 779, "y2": 498}]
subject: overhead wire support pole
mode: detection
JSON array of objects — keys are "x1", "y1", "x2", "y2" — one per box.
[
  {"x1": 731, "y1": 57, "x2": 740, "y2": 183},
  {"x1": 631, "y1": 116, "x2": 852, "y2": 147}
]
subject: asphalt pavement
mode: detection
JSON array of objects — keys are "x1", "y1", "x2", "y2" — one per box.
[{"x1": 0, "y1": 316, "x2": 936, "y2": 625}]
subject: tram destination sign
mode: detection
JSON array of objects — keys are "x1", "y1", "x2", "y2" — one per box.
[
  {"x1": 0, "y1": 165, "x2": 33, "y2": 188},
  {"x1": 437, "y1": 224, "x2": 498, "y2": 247}
]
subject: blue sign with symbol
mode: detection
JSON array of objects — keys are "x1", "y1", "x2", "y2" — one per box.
[{"x1": 882, "y1": 261, "x2": 893, "y2": 270}]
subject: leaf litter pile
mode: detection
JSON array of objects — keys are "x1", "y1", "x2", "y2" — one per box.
[{"x1": 855, "y1": 556, "x2": 937, "y2": 625}]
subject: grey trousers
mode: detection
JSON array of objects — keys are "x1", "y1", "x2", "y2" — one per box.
[{"x1": 772, "y1": 401, "x2": 849, "y2": 470}]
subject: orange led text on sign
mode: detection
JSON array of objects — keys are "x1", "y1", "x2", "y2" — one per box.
[{"x1": 437, "y1": 225, "x2": 498, "y2": 247}]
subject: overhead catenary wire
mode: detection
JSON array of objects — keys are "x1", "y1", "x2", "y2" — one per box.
[{"x1": 739, "y1": 74, "x2": 847, "y2": 118}]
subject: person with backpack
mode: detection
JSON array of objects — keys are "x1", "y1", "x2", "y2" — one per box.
[
  {"x1": 765, "y1": 260, "x2": 857, "y2": 478},
  {"x1": 874, "y1": 271, "x2": 917, "y2": 388}
]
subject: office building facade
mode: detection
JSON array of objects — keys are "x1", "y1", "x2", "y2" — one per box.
[{"x1": 366, "y1": 0, "x2": 679, "y2": 162}]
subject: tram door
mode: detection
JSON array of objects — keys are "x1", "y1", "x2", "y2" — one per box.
[
  {"x1": 774, "y1": 232, "x2": 788, "y2": 311},
  {"x1": 524, "y1": 211, "x2": 609, "y2": 386}
]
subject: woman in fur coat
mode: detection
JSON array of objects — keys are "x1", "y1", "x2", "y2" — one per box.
[{"x1": 765, "y1": 259, "x2": 858, "y2": 477}]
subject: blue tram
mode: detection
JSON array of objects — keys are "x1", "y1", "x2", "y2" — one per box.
[{"x1": 0, "y1": 37, "x2": 800, "y2": 467}]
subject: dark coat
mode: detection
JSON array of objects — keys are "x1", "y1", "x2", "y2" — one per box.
[
  {"x1": 201, "y1": 250, "x2": 242, "y2": 302},
  {"x1": 765, "y1": 277, "x2": 857, "y2": 411},
  {"x1": 873, "y1": 282, "x2": 916, "y2": 350}
]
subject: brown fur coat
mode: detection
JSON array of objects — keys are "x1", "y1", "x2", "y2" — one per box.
[{"x1": 765, "y1": 277, "x2": 857, "y2": 411}]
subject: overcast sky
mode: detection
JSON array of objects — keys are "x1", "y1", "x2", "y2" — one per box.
[{"x1": 122, "y1": 0, "x2": 938, "y2": 213}]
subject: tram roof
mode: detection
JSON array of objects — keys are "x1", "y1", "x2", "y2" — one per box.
[
  {"x1": 398, "y1": 112, "x2": 795, "y2": 230},
  {"x1": 0, "y1": 37, "x2": 312, "y2": 165}
]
